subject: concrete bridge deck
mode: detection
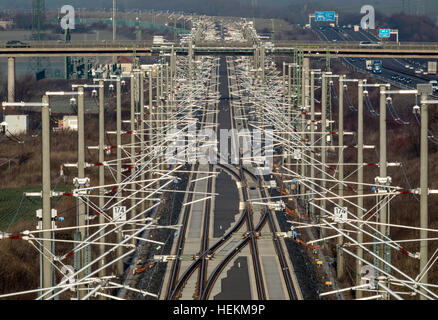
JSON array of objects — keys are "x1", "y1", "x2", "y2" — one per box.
[{"x1": 2, "y1": 40, "x2": 438, "y2": 58}]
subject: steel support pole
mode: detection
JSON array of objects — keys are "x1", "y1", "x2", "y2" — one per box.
[
  {"x1": 77, "y1": 86, "x2": 86, "y2": 299},
  {"x1": 301, "y1": 58, "x2": 309, "y2": 201},
  {"x1": 356, "y1": 79, "x2": 364, "y2": 299},
  {"x1": 164, "y1": 63, "x2": 169, "y2": 171},
  {"x1": 188, "y1": 40, "x2": 193, "y2": 83},
  {"x1": 112, "y1": 0, "x2": 116, "y2": 41},
  {"x1": 379, "y1": 85, "x2": 388, "y2": 276},
  {"x1": 420, "y1": 92, "x2": 429, "y2": 300},
  {"x1": 8, "y1": 57, "x2": 15, "y2": 103},
  {"x1": 282, "y1": 62, "x2": 286, "y2": 142},
  {"x1": 156, "y1": 66, "x2": 161, "y2": 189},
  {"x1": 41, "y1": 95, "x2": 53, "y2": 294},
  {"x1": 116, "y1": 77, "x2": 122, "y2": 235},
  {"x1": 282, "y1": 62, "x2": 286, "y2": 104},
  {"x1": 140, "y1": 71, "x2": 145, "y2": 214},
  {"x1": 253, "y1": 45, "x2": 257, "y2": 71},
  {"x1": 171, "y1": 48, "x2": 175, "y2": 104},
  {"x1": 149, "y1": 69, "x2": 154, "y2": 195},
  {"x1": 261, "y1": 44, "x2": 265, "y2": 84},
  {"x1": 112, "y1": 0, "x2": 117, "y2": 64},
  {"x1": 116, "y1": 77, "x2": 123, "y2": 275},
  {"x1": 310, "y1": 71, "x2": 315, "y2": 223},
  {"x1": 98, "y1": 80, "x2": 105, "y2": 278},
  {"x1": 288, "y1": 64, "x2": 292, "y2": 171},
  {"x1": 130, "y1": 74, "x2": 137, "y2": 243},
  {"x1": 160, "y1": 64, "x2": 165, "y2": 172},
  {"x1": 321, "y1": 73, "x2": 327, "y2": 235},
  {"x1": 337, "y1": 76, "x2": 345, "y2": 280},
  {"x1": 288, "y1": 64, "x2": 292, "y2": 105},
  {"x1": 166, "y1": 62, "x2": 169, "y2": 100},
  {"x1": 157, "y1": 64, "x2": 162, "y2": 174}
]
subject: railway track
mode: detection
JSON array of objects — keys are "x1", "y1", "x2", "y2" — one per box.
[
  {"x1": 166, "y1": 55, "x2": 301, "y2": 300},
  {"x1": 165, "y1": 163, "x2": 200, "y2": 299},
  {"x1": 229, "y1": 55, "x2": 298, "y2": 299},
  {"x1": 165, "y1": 57, "x2": 219, "y2": 299}
]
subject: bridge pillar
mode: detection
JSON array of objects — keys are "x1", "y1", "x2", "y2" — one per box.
[{"x1": 8, "y1": 57, "x2": 15, "y2": 103}]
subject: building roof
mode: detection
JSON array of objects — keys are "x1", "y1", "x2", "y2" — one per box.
[{"x1": 104, "y1": 56, "x2": 133, "y2": 65}]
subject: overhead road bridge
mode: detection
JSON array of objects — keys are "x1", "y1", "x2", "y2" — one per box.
[{"x1": 2, "y1": 40, "x2": 438, "y2": 59}]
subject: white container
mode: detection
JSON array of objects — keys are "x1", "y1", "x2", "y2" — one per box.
[
  {"x1": 62, "y1": 115, "x2": 78, "y2": 131},
  {"x1": 4, "y1": 115, "x2": 28, "y2": 136}
]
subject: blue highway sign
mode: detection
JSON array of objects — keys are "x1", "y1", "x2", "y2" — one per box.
[
  {"x1": 315, "y1": 11, "x2": 336, "y2": 22},
  {"x1": 379, "y1": 29, "x2": 391, "y2": 38}
]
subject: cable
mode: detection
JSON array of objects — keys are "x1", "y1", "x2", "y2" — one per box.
[
  {"x1": 388, "y1": 99, "x2": 409, "y2": 125},
  {"x1": 5, "y1": 193, "x2": 27, "y2": 232},
  {"x1": 365, "y1": 94, "x2": 379, "y2": 117}
]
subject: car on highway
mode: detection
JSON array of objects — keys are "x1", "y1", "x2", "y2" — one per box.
[
  {"x1": 5, "y1": 40, "x2": 30, "y2": 48},
  {"x1": 359, "y1": 41, "x2": 382, "y2": 47}
]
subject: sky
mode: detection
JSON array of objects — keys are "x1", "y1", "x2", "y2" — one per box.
[{"x1": 0, "y1": 0, "x2": 435, "y2": 17}]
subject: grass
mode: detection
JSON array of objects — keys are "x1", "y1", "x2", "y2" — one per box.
[
  {"x1": 0, "y1": 185, "x2": 72, "y2": 231},
  {"x1": 0, "y1": 186, "x2": 41, "y2": 231}
]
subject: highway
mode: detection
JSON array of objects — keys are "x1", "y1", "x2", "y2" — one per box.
[{"x1": 314, "y1": 26, "x2": 438, "y2": 89}]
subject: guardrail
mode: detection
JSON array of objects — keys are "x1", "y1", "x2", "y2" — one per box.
[
  {"x1": 0, "y1": 41, "x2": 156, "y2": 49},
  {"x1": 273, "y1": 40, "x2": 438, "y2": 51},
  {"x1": 2, "y1": 40, "x2": 438, "y2": 51}
]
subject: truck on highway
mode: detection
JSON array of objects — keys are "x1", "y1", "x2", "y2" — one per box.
[
  {"x1": 428, "y1": 61, "x2": 437, "y2": 74},
  {"x1": 366, "y1": 60, "x2": 382, "y2": 73},
  {"x1": 372, "y1": 60, "x2": 382, "y2": 74}
]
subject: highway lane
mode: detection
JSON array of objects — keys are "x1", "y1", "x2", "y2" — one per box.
[
  {"x1": 316, "y1": 27, "x2": 404, "y2": 86},
  {"x1": 315, "y1": 26, "x2": 437, "y2": 89}
]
